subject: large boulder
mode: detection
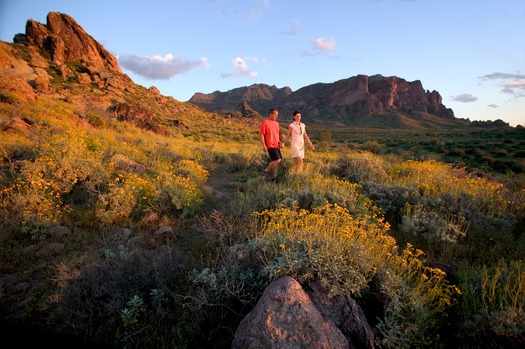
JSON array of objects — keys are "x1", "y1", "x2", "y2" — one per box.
[
  {"x1": 232, "y1": 276, "x2": 351, "y2": 349},
  {"x1": 305, "y1": 281, "x2": 375, "y2": 349}
]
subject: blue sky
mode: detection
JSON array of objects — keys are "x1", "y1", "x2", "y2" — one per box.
[{"x1": 1, "y1": 0, "x2": 524, "y2": 127}]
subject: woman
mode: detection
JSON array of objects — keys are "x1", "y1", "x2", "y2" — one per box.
[{"x1": 283, "y1": 110, "x2": 315, "y2": 173}]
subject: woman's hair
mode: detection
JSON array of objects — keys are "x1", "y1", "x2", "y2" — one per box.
[{"x1": 293, "y1": 110, "x2": 301, "y2": 117}]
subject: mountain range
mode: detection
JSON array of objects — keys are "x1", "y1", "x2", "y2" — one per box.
[{"x1": 188, "y1": 74, "x2": 468, "y2": 128}]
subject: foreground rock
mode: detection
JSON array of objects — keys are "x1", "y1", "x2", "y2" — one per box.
[{"x1": 232, "y1": 276, "x2": 375, "y2": 349}]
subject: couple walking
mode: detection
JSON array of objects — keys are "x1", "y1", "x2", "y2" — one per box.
[{"x1": 259, "y1": 108, "x2": 315, "y2": 181}]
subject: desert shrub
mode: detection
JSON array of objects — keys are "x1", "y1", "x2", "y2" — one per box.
[
  {"x1": 224, "y1": 149, "x2": 265, "y2": 172},
  {"x1": 367, "y1": 159, "x2": 524, "y2": 263},
  {"x1": 333, "y1": 151, "x2": 390, "y2": 182},
  {"x1": 108, "y1": 153, "x2": 146, "y2": 173},
  {"x1": 1, "y1": 128, "x2": 116, "y2": 234},
  {"x1": 0, "y1": 90, "x2": 26, "y2": 105},
  {"x1": 173, "y1": 159, "x2": 209, "y2": 185},
  {"x1": 491, "y1": 147, "x2": 509, "y2": 157},
  {"x1": 84, "y1": 110, "x2": 106, "y2": 127},
  {"x1": 48, "y1": 244, "x2": 203, "y2": 348},
  {"x1": 362, "y1": 181, "x2": 419, "y2": 226},
  {"x1": 0, "y1": 132, "x2": 38, "y2": 163},
  {"x1": 4, "y1": 155, "x2": 76, "y2": 238},
  {"x1": 287, "y1": 173, "x2": 377, "y2": 215},
  {"x1": 96, "y1": 177, "x2": 136, "y2": 226},
  {"x1": 194, "y1": 142, "x2": 264, "y2": 174},
  {"x1": 188, "y1": 260, "x2": 268, "y2": 313},
  {"x1": 148, "y1": 172, "x2": 204, "y2": 219},
  {"x1": 448, "y1": 147, "x2": 466, "y2": 157},
  {"x1": 399, "y1": 203, "x2": 469, "y2": 243},
  {"x1": 234, "y1": 177, "x2": 283, "y2": 213},
  {"x1": 505, "y1": 159, "x2": 525, "y2": 174},
  {"x1": 236, "y1": 172, "x2": 378, "y2": 217},
  {"x1": 318, "y1": 130, "x2": 333, "y2": 144},
  {"x1": 390, "y1": 160, "x2": 518, "y2": 217},
  {"x1": 458, "y1": 259, "x2": 525, "y2": 348},
  {"x1": 361, "y1": 140, "x2": 386, "y2": 154},
  {"x1": 301, "y1": 153, "x2": 334, "y2": 176},
  {"x1": 182, "y1": 212, "x2": 270, "y2": 346},
  {"x1": 374, "y1": 244, "x2": 461, "y2": 349},
  {"x1": 252, "y1": 203, "x2": 393, "y2": 295}
]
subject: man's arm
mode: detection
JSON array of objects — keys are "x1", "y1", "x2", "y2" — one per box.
[{"x1": 260, "y1": 133, "x2": 267, "y2": 151}]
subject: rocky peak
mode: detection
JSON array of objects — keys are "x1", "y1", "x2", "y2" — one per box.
[
  {"x1": 189, "y1": 75, "x2": 457, "y2": 127},
  {"x1": 190, "y1": 83, "x2": 292, "y2": 115},
  {"x1": 18, "y1": 12, "x2": 121, "y2": 74},
  {"x1": 1, "y1": 12, "x2": 176, "y2": 135}
]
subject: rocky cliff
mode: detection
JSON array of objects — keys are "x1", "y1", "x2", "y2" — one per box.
[{"x1": 189, "y1": 75, "x2": 459, "y2": 126}]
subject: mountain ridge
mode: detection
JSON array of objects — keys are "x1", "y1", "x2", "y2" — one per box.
[{"x1": 188, "y1": 74, "x2": 477, "y2": 129}]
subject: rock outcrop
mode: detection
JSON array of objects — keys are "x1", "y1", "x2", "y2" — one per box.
[
  {"x1": 232, "y1": 276, "x2": 375, "y2": 349},
  {"x1": 241, "y1": 100, "x2": 261, "y2": 118},
  {"x1": 20, "y1": 12, "x2": 121, "y2": 75},
  {"x1": 3, "y1": 12, "x2": 128, "y2": 100}
]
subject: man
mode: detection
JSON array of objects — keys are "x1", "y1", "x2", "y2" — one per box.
[{"x1": 260, "y1": 108, "x2": 284, "y2": 182}]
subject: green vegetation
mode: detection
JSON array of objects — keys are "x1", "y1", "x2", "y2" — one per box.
[{"x1": 1, "y1": 91, "x2": 524, "y2": 348}]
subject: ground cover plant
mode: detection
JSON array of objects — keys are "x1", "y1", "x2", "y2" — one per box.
[{"x1": 1, "y1": 91, "x2": 524, "y2": 348}]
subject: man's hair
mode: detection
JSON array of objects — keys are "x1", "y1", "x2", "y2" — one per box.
[{"x1": 269, "y1": 108, "x2": 278, "y2": 114}]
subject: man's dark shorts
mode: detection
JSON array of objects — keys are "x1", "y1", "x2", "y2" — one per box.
[{"x1": 268, "y1": 148, "x2": 282, "y2": 161}]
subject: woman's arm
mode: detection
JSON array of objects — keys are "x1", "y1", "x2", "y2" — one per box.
[{"x1": 304, "y1": 131, "x2": 315, "y2": 149}]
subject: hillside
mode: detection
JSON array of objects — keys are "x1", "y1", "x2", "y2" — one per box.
[
  {"x1": 1, "y1": 12, "x2": 524, "y2": 349},
  {"x1": 0, "y1": 13, "x2": 260, "y2": 139}
]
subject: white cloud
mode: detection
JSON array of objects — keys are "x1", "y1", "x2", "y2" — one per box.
[
  {"x1": 118, "y1": 53, "x2": 207, "y2": 80},
  {"x1": 221, "y1": 57, "x2": 258, "y2": 78},
  {"x1": 301, "y1": 37, "x2": 336, "y2": 57},
  {"x1": 312, "y1": 37, "x2": 336, "y2": 52}
]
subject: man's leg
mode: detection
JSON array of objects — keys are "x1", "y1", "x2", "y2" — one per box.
[{"x1": 266, "y1": 158, "x2": 281, "y2": 177}]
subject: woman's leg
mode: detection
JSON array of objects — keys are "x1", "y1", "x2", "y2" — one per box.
[{"x1": 294, "y1": 157, "x2": 303, "y2": 173}]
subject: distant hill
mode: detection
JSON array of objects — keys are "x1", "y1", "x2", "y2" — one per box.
[{"x1": 188, "y1": 75, "x2": 479, "y2": 129}]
